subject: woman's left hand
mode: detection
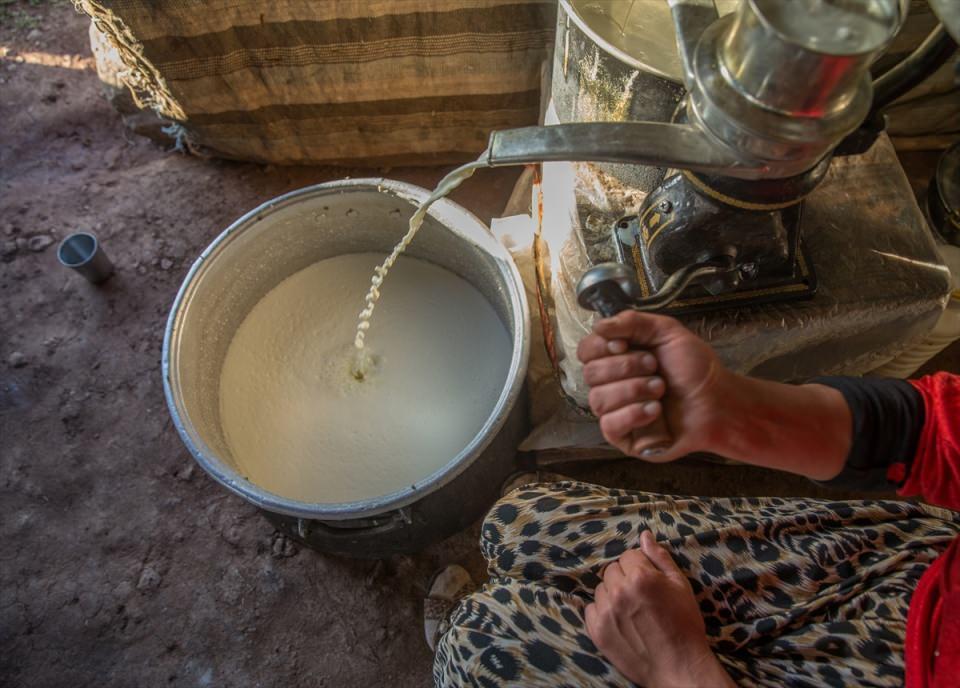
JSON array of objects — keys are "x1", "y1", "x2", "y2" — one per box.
[{"x1": 584, "y1": 531, "x2": 736, "y2": 688}]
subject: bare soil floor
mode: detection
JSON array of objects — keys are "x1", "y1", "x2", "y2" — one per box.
[{"x1": 2, "y1": 4, "x2": 957, "y2": 687}]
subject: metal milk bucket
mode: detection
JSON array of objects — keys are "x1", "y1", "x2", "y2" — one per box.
[{"x1": 163, "y1": 179, "x2": 530, "y2": 557}]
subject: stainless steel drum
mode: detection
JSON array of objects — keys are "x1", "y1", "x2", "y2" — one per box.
[
  {"x1": 552, "y1": 0, "x2": 687, "y2": 191},
  {"x1": 163, "y1": 179, "x2": 530, "y2": 557}
]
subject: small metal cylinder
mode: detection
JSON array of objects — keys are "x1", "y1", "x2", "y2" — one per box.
[
  {"x1": 57, "y1": 232, "x2": 114, "y2": 284},
  {"x1": 719, "y1": 0, "x2": 901, "y2": 117}
]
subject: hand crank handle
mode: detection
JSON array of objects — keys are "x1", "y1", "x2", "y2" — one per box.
[{"x1": 575, "y1": 256, "x2": 738, "y2": 455}]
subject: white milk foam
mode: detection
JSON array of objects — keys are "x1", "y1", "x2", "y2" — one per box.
[{"x1": 219, "y1": 253, "x2": 512, "y2": 503}]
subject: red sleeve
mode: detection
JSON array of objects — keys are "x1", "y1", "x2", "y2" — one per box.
[{"x1": 897, "y1": 373, "x2": 960, "y2": 510}]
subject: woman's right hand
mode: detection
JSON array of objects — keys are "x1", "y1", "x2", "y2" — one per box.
[
  {"x1": 577, "y1": 309, "x2": 851, "y2": 481},
  {"x1": 576, "y1": 310, "x2": 736, "y2": 461}
]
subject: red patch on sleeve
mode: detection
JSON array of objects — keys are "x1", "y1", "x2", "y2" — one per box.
[
  {"x1": 903, "y1": 374, "x2": 960, "y2": 510},
  {"x1": 887, "y1": 462, "x2": 907, "y2": 484}
]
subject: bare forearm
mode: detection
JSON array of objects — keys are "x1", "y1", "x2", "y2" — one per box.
[{"x1": 708, "y1": 373, "x2": 851, "y2": 481}]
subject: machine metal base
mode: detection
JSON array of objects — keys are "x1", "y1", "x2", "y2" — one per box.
[{"x1": 613, "y1": 213, "x2": 817, "y2": 315}]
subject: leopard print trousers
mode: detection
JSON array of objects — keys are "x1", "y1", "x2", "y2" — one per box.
[{"x1": 433, "y1": 481, "x2": 960, "y2": 687}]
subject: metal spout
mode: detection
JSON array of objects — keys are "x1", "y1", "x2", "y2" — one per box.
[{"x1": 486, "y1": 122, "x2": 767, "y2": 179}]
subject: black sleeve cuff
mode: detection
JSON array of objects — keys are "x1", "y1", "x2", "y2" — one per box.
[{"x1": 811, "y1": 377, "x2": 924, "y2": 492}]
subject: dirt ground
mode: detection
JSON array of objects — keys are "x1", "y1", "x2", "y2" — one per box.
[{"x1": 1, "y1": 3, "x2": 958, "y2": 688}]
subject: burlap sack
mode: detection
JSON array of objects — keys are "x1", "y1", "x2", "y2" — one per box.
[{"x1": 76, "y1": 0, "x2": 555, "y2": 165}]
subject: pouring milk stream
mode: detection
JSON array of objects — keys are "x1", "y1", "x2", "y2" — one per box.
[{"x1": 351, "y1": 157, "x2": 487, "y2": 378}]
